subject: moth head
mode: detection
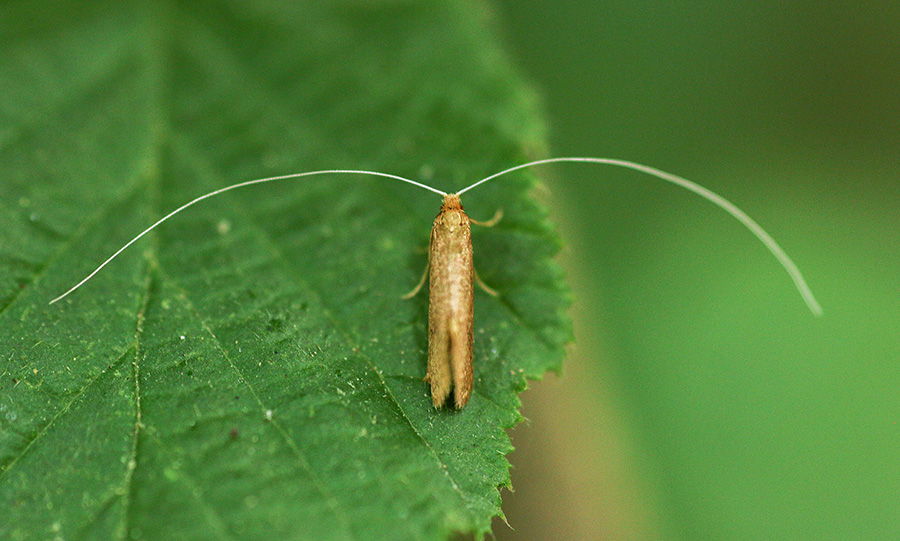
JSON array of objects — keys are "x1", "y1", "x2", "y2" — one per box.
[{"x1": 441, "y1": 193, "x2": 463, "y2": 211}]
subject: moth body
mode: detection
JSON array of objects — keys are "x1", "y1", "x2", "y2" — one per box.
[{"x1": 427, "y1": 194, "x2": 474, "y2": 409}]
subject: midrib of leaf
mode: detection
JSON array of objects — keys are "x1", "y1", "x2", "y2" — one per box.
[
  {"x1": 72, "y1": 9, "x2": 173, "y2": 536},
  {"x1": 68, "y1": 254, "x2": 154, "y2": 540},
  {"x1": 68, "y1": 17, "x2": 167, "y2": 531},
  {"x1": 102, "y1": 9, "x2": 277, "y2": 538},
  {"x1": 115, "y1": 233, "x2": 155, "y2": 539}
]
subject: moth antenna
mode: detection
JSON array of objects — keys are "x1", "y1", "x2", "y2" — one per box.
[
  {"x1": 50, "y1": 169, "x2": 447, "y2": 304},
  {"x1": 458, "y1": 157, "x2": 822, "y2": 317}
]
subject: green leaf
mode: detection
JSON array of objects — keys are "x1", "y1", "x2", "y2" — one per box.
[{"x1": 0, "y1": 2, "x2": 569, "y2": 539}]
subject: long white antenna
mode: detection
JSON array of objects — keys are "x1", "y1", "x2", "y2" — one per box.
[
  {"x1": 458, "y1": 157, "x2": 822, "y2": 317},
  {"x1": 50, "y1": 169, "x2": 446, "y2": 304}
]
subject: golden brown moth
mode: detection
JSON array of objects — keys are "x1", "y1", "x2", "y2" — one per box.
[
  {"x1": 405, "y1": 194, "x2": 500, "y2": 409},
  {"x1": 426, "y1": 194, "x2": 475, "y2": 409},
  {"x1": 402, "y1": 193, "x2": 501, "y2": 408},
  {"x1": 51, "y1": 158, "x2": 823, "y2": 411}
]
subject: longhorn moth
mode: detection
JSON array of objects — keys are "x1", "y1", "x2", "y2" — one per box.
[{"x1": 51, "y1": 157, "x2": 822, "y2": 408}]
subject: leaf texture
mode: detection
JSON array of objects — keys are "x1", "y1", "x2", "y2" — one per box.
[{"x1": 0, "y1": 1, "x2": 570, "y2": 538}]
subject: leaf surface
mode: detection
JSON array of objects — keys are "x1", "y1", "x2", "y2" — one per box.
[{"x1": 0, "y1": 1, "x2": 569, "y2": 538}]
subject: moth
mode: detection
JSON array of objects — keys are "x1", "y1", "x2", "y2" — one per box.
[
  {"x1": 426, "y1": 194, "x2": 476, "y2": 409},
  {"x1": 51, "y1": 158, "x2": 822, "y2": 409},
  {"x1": 402, "y1": 193, "x2": 502, "y2": 409}
]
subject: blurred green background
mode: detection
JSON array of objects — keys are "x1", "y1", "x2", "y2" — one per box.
[{"x1": 491, "y1": 2, "x2": 899, "y2": 539}]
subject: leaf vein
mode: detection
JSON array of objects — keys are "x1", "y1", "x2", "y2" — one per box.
[
  {"x1": 160, "y1": 273, "x2": 356, "y2": 539},
  {"x1": 0, "y1": 348, "x2": 131, "y2": 479},
  {"x1": 116, "y1": 247, "x2": 154, "y2": 539}
]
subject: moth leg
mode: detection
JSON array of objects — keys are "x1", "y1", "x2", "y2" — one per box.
[
  {"x1": 472, "y1": 209, "x2": 501, "y2": 297},
  {"x1": 471, "y1": 208, "x2": 503, "y2": 227},
  {"x1": 402, "y1": 262, "x2": 429, "y2": 299},
  {"x1": 475, "y1": 270, "x2": 498, "y2": 297}
]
